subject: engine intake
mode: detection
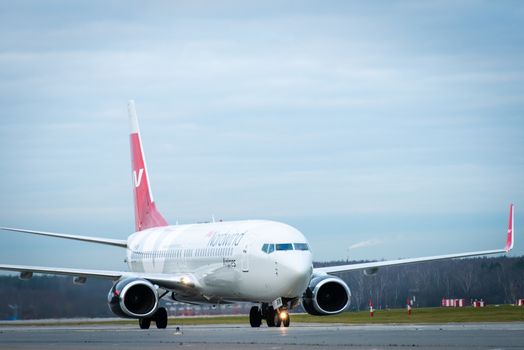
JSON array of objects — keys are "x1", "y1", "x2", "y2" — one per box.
[
  {"x1": 302, "y1": 275, "x2": 351, "y2": 315},
  {"x1": 108, "y1": 278, "x2": 159, "y2": 318}
]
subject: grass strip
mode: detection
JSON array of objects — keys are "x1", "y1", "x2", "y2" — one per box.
[{"x1": 1, "y1": 305, "x2": 523, "y2": 327}]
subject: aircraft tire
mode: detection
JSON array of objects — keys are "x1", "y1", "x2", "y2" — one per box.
[
  {"x1": 266, "y1": 307, "x2": 275, "y2": 327},
  {"x1": 283, "y1": 314, "x2": 290, "y2": 327},
  {"x1": 139, "y1": 317, "x2": 151, "y2": 329},
  {"x1": 274, "y1": 311, "x2": 282, "y2": 327},
  {"x1": 249, "y1": 306, "x2": 262, "y2": 327},
  {"x1": 154, "y1": 307, "x2": 168, "y2": 329}
]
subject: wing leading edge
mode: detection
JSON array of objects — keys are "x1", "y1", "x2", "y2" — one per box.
[
  {"x1": 0, "y1": 264, "x2": 123, "y2": 280},
  {"x1": 315, "y1": 203, "x2": 515, "y2": 275},
  {"x1": 0, "y1": 264, "x2": 199, "y2": 295},
  {"x1": 0, "y1": 227, "x2": 127, "y2": 248}
]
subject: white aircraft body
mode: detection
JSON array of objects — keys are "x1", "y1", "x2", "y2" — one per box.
[{"x1": 0, "y1": 101, "x2": 515, "y2": 329}]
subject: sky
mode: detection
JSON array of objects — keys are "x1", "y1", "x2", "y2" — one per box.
[{"x1": 0, "y1": 1, "x2": 523, "y2": 271}]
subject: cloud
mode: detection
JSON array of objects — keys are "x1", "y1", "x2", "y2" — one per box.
[
  {"x1": 0, "y1": 1, "x2": 523, "y2": 266},
  {"x1": 348, "y1": 238, "x2": 385, "y2": 250}
]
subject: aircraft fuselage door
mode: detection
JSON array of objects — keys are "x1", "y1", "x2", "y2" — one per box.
[{"x1": 241, "y1": 244, "x2": 249, "y2": 272}]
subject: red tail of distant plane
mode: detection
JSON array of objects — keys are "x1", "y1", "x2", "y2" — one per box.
[{"x1": 128, "y1": 100, "x2": 168, "y2": 232}]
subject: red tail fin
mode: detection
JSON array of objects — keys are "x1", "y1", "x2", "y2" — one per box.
[{"x1": 128, "y1": 100, "x2": 168, "y2": 232}]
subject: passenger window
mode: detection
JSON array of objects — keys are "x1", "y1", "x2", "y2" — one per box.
[
  {"x1": 294, "y1": 243, "x2": 310, "y2": 251},
  {"x1": 268, "y1": 244, "x2": 275, "y2": 254},
  {"x1": 261, "y1": 243, "x2": 269, "y2": 253},
  {"x1": 276, "y1": 243, "x2": 293, "y2": 251}
]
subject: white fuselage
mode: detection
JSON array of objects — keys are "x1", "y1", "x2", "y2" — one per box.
[{"x1": 126, "y1": 220, "x2": 313, "y2": 304}]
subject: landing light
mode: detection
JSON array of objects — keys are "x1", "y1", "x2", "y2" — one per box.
[
  {"x1": 180, "y1": 276, "x2": 191, "y2": 285},
  {"x1": 279, "y1": 311, "x2": 288, "y2": 320}
]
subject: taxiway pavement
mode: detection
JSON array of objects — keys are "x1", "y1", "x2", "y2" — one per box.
[{"x1": 1, "y1": 323, "x2": 523, "y2": 349}]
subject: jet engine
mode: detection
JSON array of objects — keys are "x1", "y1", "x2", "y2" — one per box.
[
  {"x1": 108, "y1": 277, "x2": 159, "y2": 318},
  {"x1": 302, "y1": 275, "x2": 351, "y2": 315}
]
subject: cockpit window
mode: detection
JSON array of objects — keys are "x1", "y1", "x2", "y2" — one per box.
[
  {"x1": 263, "y1": 243, "x2": 299, "y2": 253},
  {"x1": 294, "y1": 243, "x2": 310, "y2": 251},
  {"x1": 276, "y1": 243, "x2": 293, "y2": 251}
]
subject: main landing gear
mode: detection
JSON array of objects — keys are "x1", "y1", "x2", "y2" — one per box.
[
  {"x1": 249, "y1": 304, "x2": 290, "y2": 328},
  {"x1": 139, "y1": 307, "x2": 168, "y2": 329}
]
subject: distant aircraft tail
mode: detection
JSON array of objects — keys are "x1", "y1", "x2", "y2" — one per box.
[{"x1": 128, "y1": 100, "x2": 168, "y2": 232}]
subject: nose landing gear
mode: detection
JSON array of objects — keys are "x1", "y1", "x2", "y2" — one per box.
[
  {"x1": 279, "y1": 309, "x2": 290, "y2": 327},
  {"x1": 249, "y1": 303, "x2": 290, "y2": 328},
  {"x1": 266, "y1": 306, "x2": 280, "y2": 327}
]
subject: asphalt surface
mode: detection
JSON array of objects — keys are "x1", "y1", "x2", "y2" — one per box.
[{"x1": 1, "y1": 323, "x2": 524, "y2": 349}]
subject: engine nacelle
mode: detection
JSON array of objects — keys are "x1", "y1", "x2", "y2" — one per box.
[
  {"x1": 302, "y1": 275, "x2": 351, "y2": 315},
  {"x1": 107, "y1": 278, "x2": 159, "y2": 318}
]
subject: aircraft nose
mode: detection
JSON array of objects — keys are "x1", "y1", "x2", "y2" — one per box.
[
  {"x1": 288, "y1": 254, "x2": 313, "y2": 275},
  {"x1": 279, "y1": 253, "x2": 313, "y2": 295}
]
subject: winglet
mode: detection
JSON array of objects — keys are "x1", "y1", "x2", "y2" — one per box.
[
  {"x1": 128, "y1": 100, "x2": 140, "y2": 134},
  {"x1": 505, "y1": 203, "x2": 514, "y2": 252}
]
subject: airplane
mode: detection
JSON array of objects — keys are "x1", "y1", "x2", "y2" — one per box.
[{"x1": 0, "y1": 101, "x2": 515, "y2": 329}]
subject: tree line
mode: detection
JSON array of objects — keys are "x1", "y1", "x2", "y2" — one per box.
[
  {"x1": 316, "y1": 256, "x2": 524, "y2": 310},
  {"x1": 1, "y1": 256, "x2": 523, "y2": 319}
]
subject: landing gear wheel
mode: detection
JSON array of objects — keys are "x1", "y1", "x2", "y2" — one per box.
[
  {"x1": 274, "y1": 311, "x2": 282, "y2": 327},
  {"x1": 283, "y1": 314, "x2": 290, "y2": 327},
  {"x1": 139, "y1": 317, "x2": 151, "y2": 329},
  {"x1": 249, "y1": 306, "x2": 262, "y2": 327},
  {"x1": 266, "y1": 307, "x2": 275, "y2": 327},
  {"x1": 154, "y1": 307, "x2": 168, "y2": 329}
]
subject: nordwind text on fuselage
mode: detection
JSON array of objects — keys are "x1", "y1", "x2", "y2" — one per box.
[{"x1": 206, "y1": 231, "x2": 246, "y2": 247}]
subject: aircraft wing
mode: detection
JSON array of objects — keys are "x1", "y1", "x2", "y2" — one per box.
[
  {"x1": 0, "y1": 264, "x2": 199, "y2": 294},
  {"x1": 315, "y1": 204, "x2": 515, "y2": 275},
  {"x1": 0, "y1": 227, "x2": 127, "y2": 248},
  {"x1": 0, "y1": 264, "x2": 123, "y2": 280}
]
